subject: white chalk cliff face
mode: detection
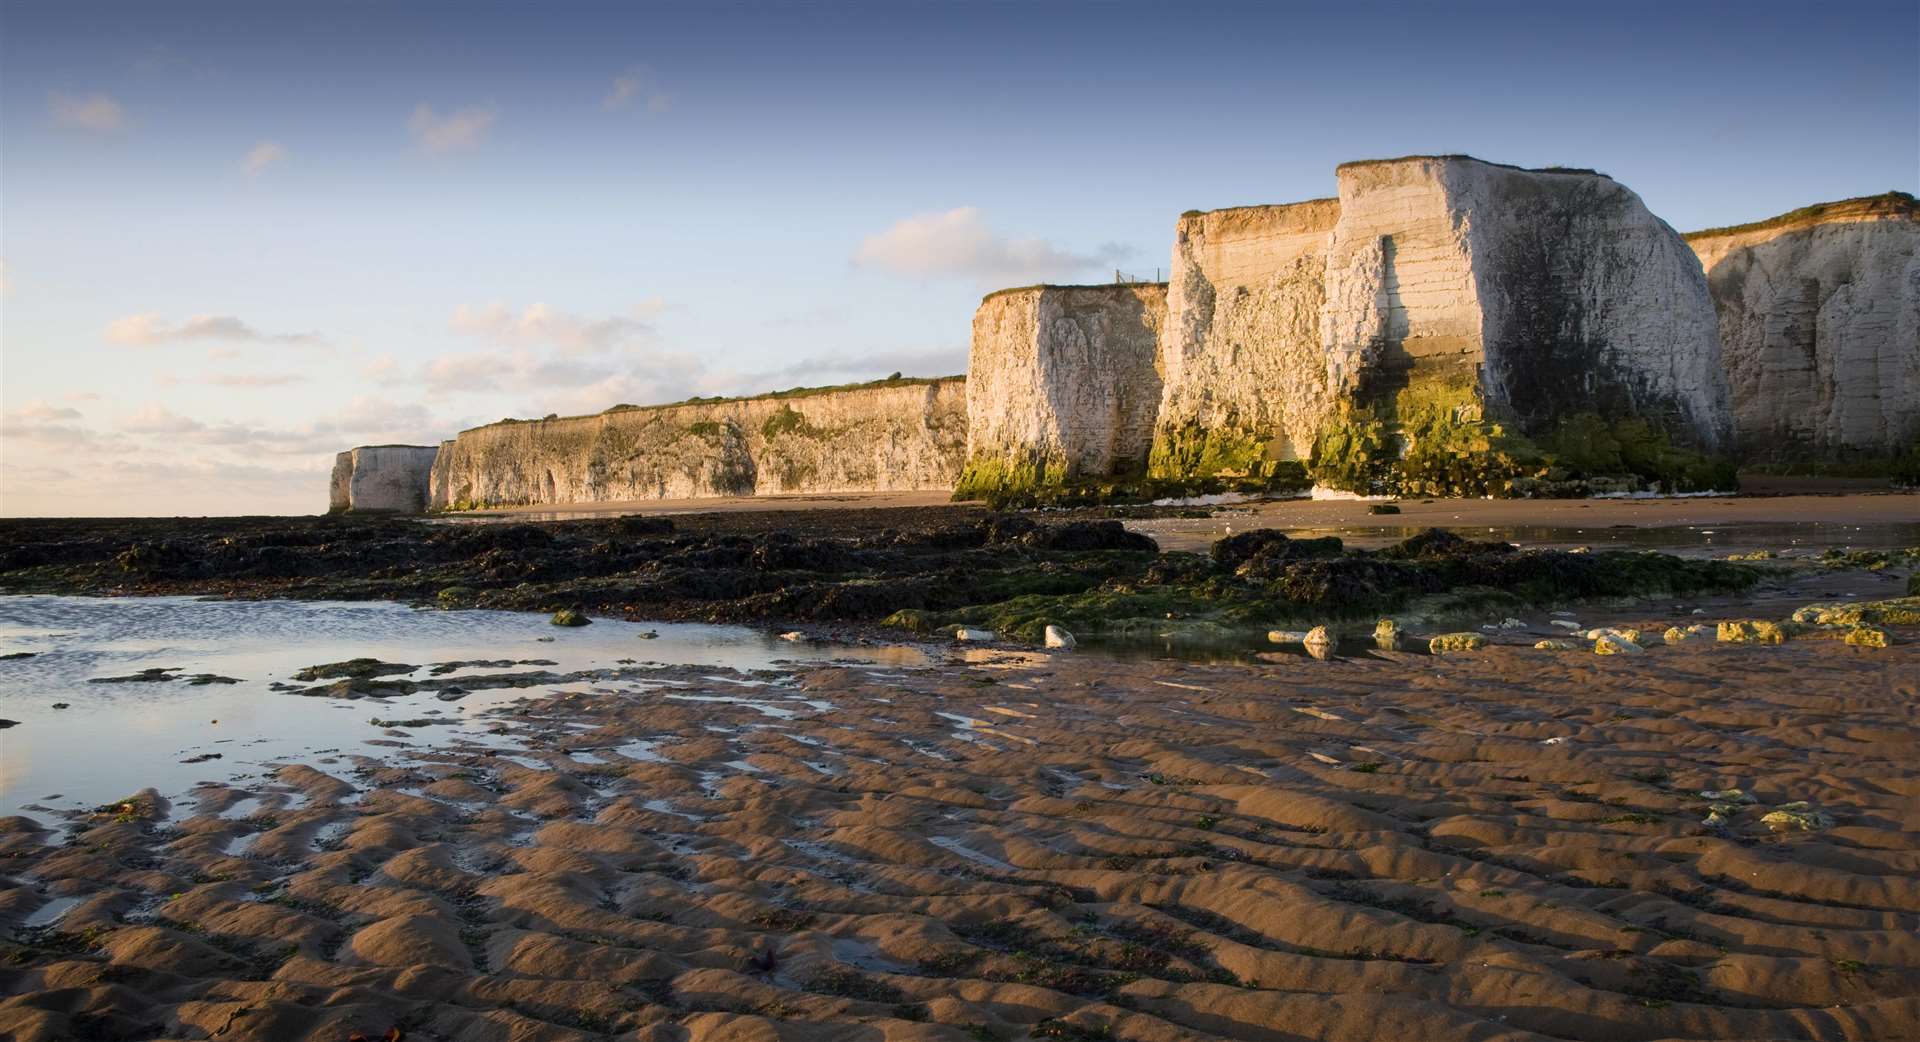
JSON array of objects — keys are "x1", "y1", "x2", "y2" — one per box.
[
  {"x1": 1152, "y1": 200, "x2": 1340, "y2": 473},
  {"x1": 329, "y1": 446, "x2": 439, "y2": 513},
  {"x1": 428, "y1": 379, "x2": 966, "y2": 509},
  {"x1": 963, "y1": 285, "x2": 1165, "y2": 484},
  {"x1": 1322, "y1": 156, "x2": 1731, "y2": 450},
  {"x1": 1687, "y1": 194, "x2": 1920, "y2": 458},
  {"x1": 1145, "y1": 156, "x2": 1731, "y2": 488}
]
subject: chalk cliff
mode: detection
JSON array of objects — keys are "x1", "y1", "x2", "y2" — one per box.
[
  {"x1": 1322, "y1": 155, "x2": 1730, "y2": 454},
  {"x1": 1686, "y1": 193, "x2": 1920, "y2": 460},
  {"x1": 427, "y1": 378, "x2": 966, "y2": 509},
  {"x1": 329, "y1": 445, "x2": 439, "y2": 513},
  {"x1": 1150, "y1": 200, "x2": 1340, "y2": 481},
  {"x1": 957, "y1": 284, "x2": 1165, "y2": 497},
  {"x1": 1139, "y1": 155, "x2": 1733, "y2": 496}
]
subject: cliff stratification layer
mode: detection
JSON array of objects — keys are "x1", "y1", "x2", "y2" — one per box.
[
  {"x1": 1686, "y1": 193, "x2": 1920, "y2": 460},
  {"x1": 329, "y1": 445, "x2": 439, "y2": 513},
  {"x1": 428, "y1": 378, "x2": 966, "y2": 509},
  {"x1": 958, "y1": 284, "x2": 1165, "y2": 497}
]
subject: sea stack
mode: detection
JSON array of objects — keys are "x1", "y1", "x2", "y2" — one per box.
[
  {"x1": 956, "y1": 284, "x2": 1166, "y2": 500},
  {"x1": 328, "y1": 445, "x2": 440, "y2": 514},
  {"x1": 1686, "y1": 192, "x2": 1920, "y2": 462},
  {"x1": 1150, "y1": 199, "x2": 1342, "y2": 483}
]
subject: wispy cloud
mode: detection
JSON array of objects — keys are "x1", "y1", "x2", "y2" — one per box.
[
  {"x1": 853, "y1": 207, "x2": 1128, "y2": 284},
  {"x1": 449, "y1": 300, "x2": 663, "y2": 354},
  {"x1": 120, "y1": 404, "x2": 206, "y2": 434},
  {"x1": 105, "y1": 313, "x2": 323, "y2": 347},
  {"x1": 241, "y1": 140, "x2": 287, "y2": 176},
  {"x1": 409, "y1": 104, "x2": 496, "y2": 153},
  {"x1": 603, "y1": 66, "x2": 672, "y2": 112},
  {"x1": 205, "y1": 372, "x2": 308, "y2": 388},
  {"x1": 3, "y1": 401, "x2": 83, "y2": 423},
  {"x1": 49, "y1": 91, "x2": 125, "y2": 131}
]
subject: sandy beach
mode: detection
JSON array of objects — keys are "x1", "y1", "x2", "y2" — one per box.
[
  {"x1": 2, "y1": 495, "x2": 1918, "y2": 1040},
  {"x1": 4, "y1": 624, "x2": 1918, "y2": 1041}
]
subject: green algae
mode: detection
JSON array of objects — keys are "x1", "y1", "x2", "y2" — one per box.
[{"x1": 893, "y1": 529, "x2": 1760, "y2": 646}]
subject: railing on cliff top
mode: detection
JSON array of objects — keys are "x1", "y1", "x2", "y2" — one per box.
[{"x1": 1113, "y1": 269, "x2": 1163, "y2": 285}]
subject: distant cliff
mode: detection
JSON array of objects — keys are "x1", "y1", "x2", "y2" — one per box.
[
  {"x1": 1686, "y1": 193, "x2": 1920, "y2": 461},
  {"x1": 957, "y1": 284, "x2": 1165, "y2": 498},
  {"x1": 428, "y1": 377, "x2": 966, "y2": 509},
  {"x1": 329, "y1": 445, "x2": 439, "y2": 513}
]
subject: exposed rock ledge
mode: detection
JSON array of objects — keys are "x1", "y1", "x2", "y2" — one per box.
[
  {"x1": 1686, "y1": 192, "x2": 1919, "y2": 459},
  {"x1": 329, "y1": 445, "x2": 439, "y2": 514},
  {"x1": 428, "y1": 377, "x2": 966, "y2": 509}
]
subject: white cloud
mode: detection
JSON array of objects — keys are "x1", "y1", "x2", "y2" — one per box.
[
  {"x1": 50, "y1": 91, "x2": 125, "y2": 131},
  {"x1": 205, "y1": 372, "x2": 308, "y2": 388},
  {"x1": 853, "y1": 207, "x2": 1128, "y2": 284},
  {"x1": 105, "y1": 313, "x2": 323, "y2": 347},
  {"x1": 241, "y1": 140, "x2": 287, "y2": 176},
  {"x1": 604, "y1": 66, "x2": 672, "y2": 112},
  {"x1": 121, "y1": 404, "x2": 206, "y2": 434},
  {"x1": 449, "y1": 300, "x2": 660, "y2": 354},
  {"x1": 409, "y1": 104, "x2": 496, "y2": 153},
  {"x1": 3, "y1": 401, "x2": 83, "y2": 423}
]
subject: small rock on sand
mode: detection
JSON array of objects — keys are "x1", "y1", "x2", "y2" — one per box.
[
  {"x1": 1043, "y1": 625, "x2": 1076, "y2": 650},
  {"x1": 1761, "y1": 803, "x2": 1835, "y2": 832},
  {"x1": 1533, "y1": 639, "x2": 1580, "y2": 651},
  {"x1": 1845, "y1": 625, "x2": 1891, "y2": 648},
  {"x1": 954, "y1": 628, "x2": 995, "y2": 642},
  {"x1": 1594, "y1": 633, "x2": 1644, "y2": 655},
  {"x1": 1428, "y1": 633, "x2": 1487, "y2": 654},
  {"x1": 1664, "y1": 624, "x2": 1709, "y2": 644},
  {"x1": 1267, "y1": 630, "x2": 1309, "y2": 645},
  {"x1": 1373, "y1": 618, "x2": 1400, "y2": 650},
  {"x1": 550, "y1": 608, "x2": 591, "y2": 627}
]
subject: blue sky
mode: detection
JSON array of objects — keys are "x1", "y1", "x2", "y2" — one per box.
[{"x1": 2, "y1": 0, "x2": 1915, "y2": 515}]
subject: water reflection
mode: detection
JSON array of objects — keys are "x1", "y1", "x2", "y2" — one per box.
[{"x1": 0, "y1": 596, "x2": 922, "y2": 820}]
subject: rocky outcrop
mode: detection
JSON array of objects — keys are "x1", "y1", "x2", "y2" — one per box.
[
  {"x1": 1322, "y1": 156, "x2": 1729, "y2": 452},
  {"x1": 1141, "y1": 155, "x2": 1733, "y2": 496},
  {"x1": 957, "y1": 284, "x2": 1165, "y2": 498},
  {"x1": 1151, "y1": 200, "x2": 1340, "y2": 481},
  {"x1": 427, "y1": 378, "x2": 965, "y2": 509},
  {"x1": 1685, "y1": 193, "x2": 1920, "y2": 460},
  {"x1": 329, "y1": 445, "x2": 438, "y2": 513}
]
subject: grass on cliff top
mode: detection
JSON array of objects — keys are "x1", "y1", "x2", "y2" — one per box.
[
  {"x1": 461, "y1": 373, "x2": 964, "y2": 432},
  {"x1": 979, "y1": 282, "x2": 1167, "y2": 304},
  {"x1": 1332, "y1": 154, "x2": 1608, "y2": 178},
  {"x1": 1683, "y1": 191, "x2": 1919, "y2": 240},
  {"x1": 1177, "y1": 196, "x2": 1341, "y2": 219}
]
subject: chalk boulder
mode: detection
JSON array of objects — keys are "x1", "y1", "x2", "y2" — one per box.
[
  {"x1": 328, "y1": 445, "x2": 438, "y2": 514},
  {"x1": 1686, "y1": 193, "x2": 1919, "y2": 460}
]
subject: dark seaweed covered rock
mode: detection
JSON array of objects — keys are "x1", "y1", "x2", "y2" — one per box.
[
  {"x1": 1211, "y1": 530, "x2": 1345, "y2": 576},
  {"x1": 1375, "y1": 527, "x2": 1515, "y2": 560},
  {"x1": 1018, "y1": 520, "x2": 1157, "y2": 553}
]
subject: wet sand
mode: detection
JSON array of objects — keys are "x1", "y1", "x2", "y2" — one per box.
[{"x1": 4, "y1": 623, "x2": 1918, "y2": 1041}]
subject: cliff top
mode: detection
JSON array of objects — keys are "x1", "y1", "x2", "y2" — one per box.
[
  {"x1": 465, "y1": 374, "x2": 965, "y2": 432},
  {"x1": 979, "y1": 282, "x2": 1168, "y2": 304},
  {"x1": 1684, "y1": 191, "x2": 1920, "y2": 241},
  {"x1": 1178, "y1": 197, "x2": 1339, "y2": 220},
  {"x1": 1334, "y1": 154, "x2": 1610, "y2": 179}
]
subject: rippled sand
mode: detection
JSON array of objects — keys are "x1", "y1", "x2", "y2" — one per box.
[{"x1": 5, "y1": 627, "x2": 1918, "y2": 1041}]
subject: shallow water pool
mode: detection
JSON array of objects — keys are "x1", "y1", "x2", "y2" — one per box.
[{"x1": 0, "y1": 596, "x2": 922, "y2": 821}]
